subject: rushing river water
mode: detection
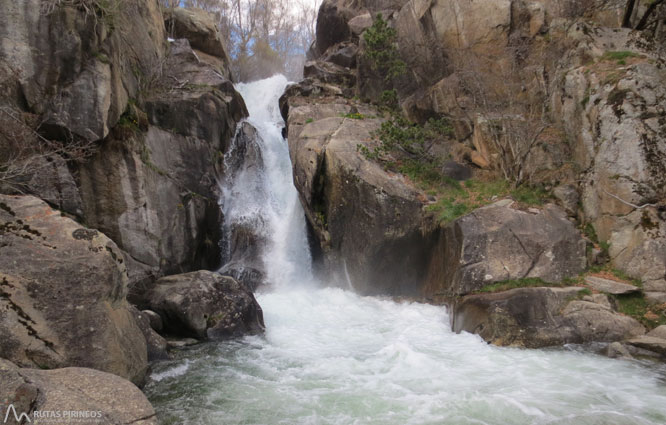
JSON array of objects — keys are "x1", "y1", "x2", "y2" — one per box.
[{"x1": 145, "y1": 75, "x2": 666, "y2": 425}]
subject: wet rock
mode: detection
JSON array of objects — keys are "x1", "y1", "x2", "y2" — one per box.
[
  {"x1": 0, "y1": 195, "x2": 147, "y2": 384},
  {"x1": 142, "y1": 310, "x2": 164, "y2": 334},
  {"x1": 131, "y1": 308, "x2": 169, "y2": 362},
  {"x1": 584, "y1": 276, "x2": 640, "y2": 295},
  {"x1": 452, "y1": 287, "x2": 645, "y2": 348},
  {"x1": 0, "y1": 359, "x2": 157, "y2": 425},
  {"x1": 424, "y1": 201, "x2": 587, "y2": 296},
  {"x1": 606, "y1": 342, "x2": 633, "y2": 359},
  {"x1": 166, "y1": 338, "x2": 200, "y2": 349},
  {"x1": 146, "y1": 271, "x2": 265, "y2": 340},
  {"x1": 626, "y1": 336, "x2": 666, "y2": 357}
]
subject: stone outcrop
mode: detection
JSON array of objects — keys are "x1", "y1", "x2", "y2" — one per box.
[
  {"x1": 78, "y1": 37, "x2": 246, "y2": 289},
  {"x1": 551, "y1": 26, "x2": 666, "y2": 298},
  {"x1": 281, "y1": 83, "x2": 439, "y2": 295},
  {"x1": 303, "y1": 0, "x2": 666, "y2": 302},
  {"x1": 0, "y1": 359, "x2": 157, "y2": 425},
  {"x1": 1, "y1": 1, "x2": 248, "y2": 297},
  {"x1": 0, "y1": 0, "x2": 166, "y2": 142},
  {"x1": 452, "y1": 286, "x2": 646, "y2": 348},
  {"x1": 145, "y1": 271, "x2": 265, "y2": 339},
  {"x1": 0, "y1": 195, "x2": 147, "y2": 384},
  {"x1": 424, "y1": 200, "x2": 586, "y2": 297},
  {"x1": 164, "y1": 7, "x2": 232, "y2": 79}
]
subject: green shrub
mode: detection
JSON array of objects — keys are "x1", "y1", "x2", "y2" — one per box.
[{"x1": 363, "y1": 14, "x2": 406, "y2": 81}]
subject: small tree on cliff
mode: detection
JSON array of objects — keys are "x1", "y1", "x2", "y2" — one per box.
[{"x1": 363, "y1": 14, "x2": 406, "y2": 82}]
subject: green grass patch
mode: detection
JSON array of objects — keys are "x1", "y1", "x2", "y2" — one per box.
[
  {"x1": 341, "y1": 112, "x2": 365, "y2": 120},
  {"x1": 510, "y1": 185, "x2": 550, "y2": 206},
  {"x1": 305, "y1": 118, "x2": 314, "y2": 124},
  {"x1": 601, "y1": 51, "x2": 641, "y2": 63},
  {"x1": 478, "y1": 277, "x2": 573, "y2": 293},
  {"x1": 613, "y1": 293, "x2": 666, "y2": 329}
]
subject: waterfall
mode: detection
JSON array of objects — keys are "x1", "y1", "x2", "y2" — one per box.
[
  {"x1": 146, "y1": 76, "x2": 666, "y2": 425},
  {"x1": 219, "y1": 75, "x2": 313, "y2": 289}
]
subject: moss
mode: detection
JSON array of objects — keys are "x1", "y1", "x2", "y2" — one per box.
[{"x1": 305, "y1": 118, "x2": 314, "y2": 124}]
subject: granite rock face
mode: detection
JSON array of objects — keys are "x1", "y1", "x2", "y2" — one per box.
[
  {"x1": 424, "y1": 201, "x2": 587, "y2": 297},
  {"x1": 0, "y1": 195, "x2": 147, "y2": 384}
]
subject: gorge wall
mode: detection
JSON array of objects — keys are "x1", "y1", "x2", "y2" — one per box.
[
  {"x1": 282, "y1": 0, "x2": 665, "y2": 351},
  {"x1": 0, "y1": 0, "x2": 261, "y2": 414}
]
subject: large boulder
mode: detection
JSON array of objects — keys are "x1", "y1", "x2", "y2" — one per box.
[
  {"x1": 452, "y1": 287, "x2": 646, "y2": 347},
  {"x1": 0, "y1": 195, "x2": 147, "y2": 384},
  {"x1": 282, "y1": 85, "x2": 438, "y2": 295},
  {"x1": 164, "y1": 7, "x2": 232, "y2": 78},
  {"x1": 145, "y1": 271, "x2": 265, "y2": 340},
  {"x1": 424, "y1": 200, "x2": 587, "y2": 297},
  {"x1": 0, "y1": 359, "x2": 157, "y2": 425},
  {"x1": 0, "y1": 0, "x2": 166, "y2": 142}
]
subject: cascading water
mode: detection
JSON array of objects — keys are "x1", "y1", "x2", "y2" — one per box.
[{"x1": 145, "y1": 76, "x2": 666, "y2": 425}]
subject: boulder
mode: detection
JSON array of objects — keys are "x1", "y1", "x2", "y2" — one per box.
[
  {"x1": 349, "y1": 13, "x2": 374, "y2": 36},
  {"x1": 452, "y1": 286, "x2": 646, "y2": 348},
  {"x1": 131, "y1": 308, "x2": 169, "y2": 362},
  {"x1": 626, "y1": 336, "x2": 666, "y2": 356},
  {"x1": 0, "y1": 195, "x2": 147, "y2": 384},
  {"x1": 0, "y1": 359, "x2": 157, "y2": 425},
  {"x1": 142, "y1": 310, "x2": 164, "y2": 334},
  {"x1": 584, "y1": 276, "x2": 640, "y2": 295},
  {"x1": 553, "y1": 184, "x2": 580, "y2": 216},
  {"x1": 146, "y1": 271, "x2": 265, "y2": 340},
  {"x1": 322, "y1": 42, "x2": 359, "y2": 69},
  {"x1": 164, "y1": 8, "x2": 231, "y2": 72},
  {"x1": 647, "y1": 326, "x2": 666, "y2": 339},
  {"x1": 303, "y1": 60, "x2": 356, "y2": 87},
  {"x1": 424, "y1": 200, "x2": 587, "y2": 297},
  {"x1": 282, "y1": 86, "x2": 438, "y2": 295}
]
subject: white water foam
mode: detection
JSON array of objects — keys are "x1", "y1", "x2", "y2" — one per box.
[{"x1": 146, "y1": 75, "x2": 666, "y2": 424}]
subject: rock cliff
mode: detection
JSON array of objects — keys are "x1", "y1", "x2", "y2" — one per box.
[{"x1": 282, "y1": 0, "x2": 665, "y2": 349}]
